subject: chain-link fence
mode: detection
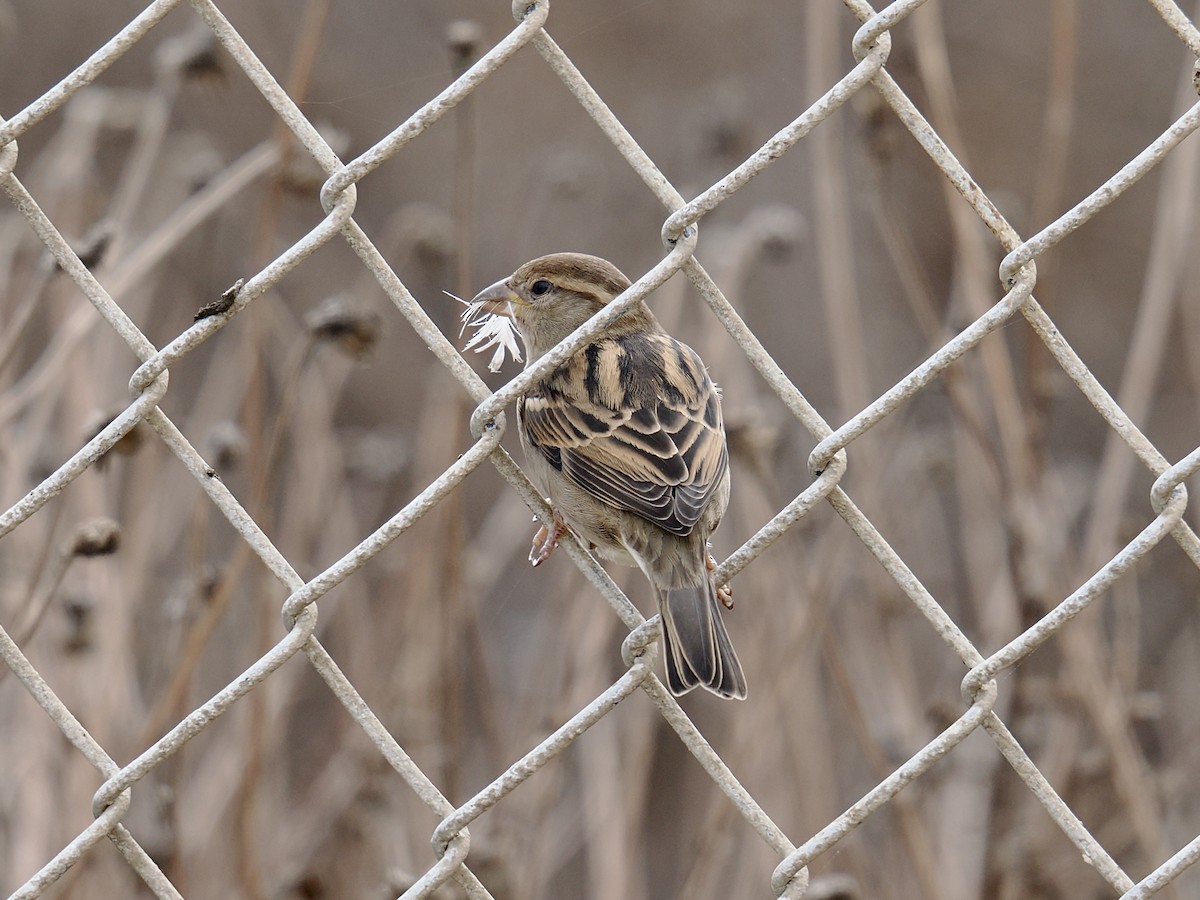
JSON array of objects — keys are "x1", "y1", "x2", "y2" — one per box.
[{"x1": 3, "y1": 1, "x2": 1200, "y2": 898}]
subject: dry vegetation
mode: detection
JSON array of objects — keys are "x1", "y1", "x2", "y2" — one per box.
[{"x1": 2, "y1": 1, "x2": 1200, "y2": 899}]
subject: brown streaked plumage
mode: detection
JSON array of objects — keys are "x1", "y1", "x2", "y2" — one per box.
[{"x1": 470, "y1": 252, "x2": 747, "y2": 699}]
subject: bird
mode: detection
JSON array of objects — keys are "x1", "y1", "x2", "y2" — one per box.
[{"x1": 469, "y1": 252, "x2": 747, "y2": 699}]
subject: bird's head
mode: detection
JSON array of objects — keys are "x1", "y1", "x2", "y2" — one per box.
[{"x1": 470, "y1": 253, "x2": 654, "y2": 362}]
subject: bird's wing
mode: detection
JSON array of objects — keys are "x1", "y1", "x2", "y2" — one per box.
[{"x1": 521, "y1": 332, "x2": 727, "y2": 536}]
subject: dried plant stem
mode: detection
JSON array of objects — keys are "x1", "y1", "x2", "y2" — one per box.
[
  {"x1": 214, "y1": 5, "x2": 332, "y2": 891},
  {"x1": 0, "y1": 261, "x2": 54, "y2": 385},
  {"x1": 908, "y1": 4, "x2": 1029, "y2": 896},
  {"x1": 0, "y1": 139, "x2": 279, "y2": 432},
  {"x1": 805, "y1": 1, "x2": 872, "y2": 434},
  {"x1": 433, "y1": 23, "x2": 483, "y2": 806},
  {"x1": 249, "y1": 0, "x2": 332, "y2": 265},
  {"x1": 8, "y1": 544, "x2": 76, "y2": 648},
  {"x1": 910, "y1": 0, "x2": 1035, "y2": 491},
  {"x1": 1023, "y1": 0, "x2": 1080, "y2": 461},
  {"x1": 105, "y1": 141, "x2": 281, "y2": 299},
  {"x1": 820, "y1": 627, "x2": 946, "y2": 900},
  {"x1": 863, "y1": 180, "x2": 1008, "y2": 504},
  {"x1": 1063, "y1": 47, "x2": 1200, "y2": 894},
  {"x1": 103, "y1": 80, "x2": 177, "y2": 262},
  {"x1": 4, "y1": 3, "x2": 1200, "y2": 898},
  {"x1": 1179, "y1": 236, "x2": 1200, "y2": 428},
  {"x1": 1080, "y1": 45, "x2": 1200, "y2": 574}
]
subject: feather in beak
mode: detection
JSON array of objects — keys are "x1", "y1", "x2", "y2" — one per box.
[{"x1": 448, "y1": 284, "x2": 523, "y2": 373}]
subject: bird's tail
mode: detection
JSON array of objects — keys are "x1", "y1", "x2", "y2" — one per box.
[{"x1": 660, "y1": 580, "x2": 747, "y2": 700}]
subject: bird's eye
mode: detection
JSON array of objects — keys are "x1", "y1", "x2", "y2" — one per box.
[{"x1": 530, "y1": 279, "x2": 552, "y2": 297}]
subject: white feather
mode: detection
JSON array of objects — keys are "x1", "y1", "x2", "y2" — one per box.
[{"x1": 447, "y1": 291, "x2": 523, "y2": 373}]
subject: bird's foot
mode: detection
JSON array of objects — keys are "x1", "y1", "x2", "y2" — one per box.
[
  {"x1": 530, "y1": 508, "x2": 568, "y2": 567},
  {"x1": 706, "y1": 553, "x2": 734, "y2": 609}
]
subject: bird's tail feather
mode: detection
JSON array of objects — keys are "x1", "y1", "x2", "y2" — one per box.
[{"x1": 660, "y1": 581, "x2": 747, "y2": 700}]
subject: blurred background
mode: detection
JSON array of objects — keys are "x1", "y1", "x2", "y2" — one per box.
[{"x1": 2, "y1": 1, "x2": 1200, "y2": 898}]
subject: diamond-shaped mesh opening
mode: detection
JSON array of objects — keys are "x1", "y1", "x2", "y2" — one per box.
[{"x1": 3, "y1": 1, "x2": 1200, "y2": 898}]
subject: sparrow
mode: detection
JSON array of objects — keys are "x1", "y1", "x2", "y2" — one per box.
[{"x1": 469, "y1": 253, "x2": 747, "y2": 699}]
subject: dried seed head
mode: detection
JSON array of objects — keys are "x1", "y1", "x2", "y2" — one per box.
[
  {"x1": 278, "y1": 123, "x2": 351, "y2": 194},
  {"x1": 306, "y1": 295, "x2": 382, "y2": 360},
  {"x1": 62, "y1": 596, "x2": 94, "y2": 654},
  {"x1": 699, "y1": 85, "x2": 751, "y2": 162},
  {"x1": 155, "y1": 25, "x2": 226, "y2": 85},
  {"x1": 806, "y1": 874, "x2": 862, "y2": 900},
  {"x1": 724, "y1": 412, "x2": 778, "y2": 483},
  {"x1": 345, "y1": 428, "x2": 408, "y2": 484},
  {"x1": 744, "y1": 205, "x2": 806, "y2": 262},
  {"x1": 446, "y1": 20, "x2": 484, "y2": 65},
  {"x1": 853, "y1": 88, "x2": 901, "y2": 164},
  {"x1": 85, "y1": 409, "x2": 149, "y2": 464},
  {"x1": 207, "y1": 420, "x2": 248, "y2": 471},
  {"x1": 67, "y1": 518, "x2": 121, "y2": 557},
  {"x1": 181, "y1": 141, "x2": 229, "y2": 195},
  {"x1": 63, "y1": 219, "x2": 115, "y2": 272},
  {"x1": 195, "y1": 564, "x2": 220, "y2": 606},
  {"x1": 395, "y1": 202, "x2": 456, "y2": 266},
  {"x1": 545, "y1": 149, "x2": 588, "y2": 199}
]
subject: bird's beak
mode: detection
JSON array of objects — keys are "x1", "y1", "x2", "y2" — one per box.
[{"x1": 470, "y1": 279, "x2": 521, "y2": 317}]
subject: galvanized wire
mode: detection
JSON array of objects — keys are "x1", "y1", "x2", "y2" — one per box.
[{"x1": 2, "y1": 0, "x2": 1200, "y2": 897}]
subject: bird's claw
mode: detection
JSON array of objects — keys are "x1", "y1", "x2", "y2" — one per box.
[
  {"x1": 716, "y1": 583, "x2": 734, "y2": 609},
  {"x1": 530, "y1": 509, "x2": 568, "y2": 567},
  {"x1": 706, "y1": 553, "x2": 734, "y2": 609}
]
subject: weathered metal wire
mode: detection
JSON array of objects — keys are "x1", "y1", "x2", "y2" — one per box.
[{"x1": 3, "y1": 0, "x2": 1200, "y2": 897}]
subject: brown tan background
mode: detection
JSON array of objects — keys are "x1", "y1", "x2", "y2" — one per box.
[{"x1": 2, "y1": 1, "x2": 1200, "y2": 898}]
